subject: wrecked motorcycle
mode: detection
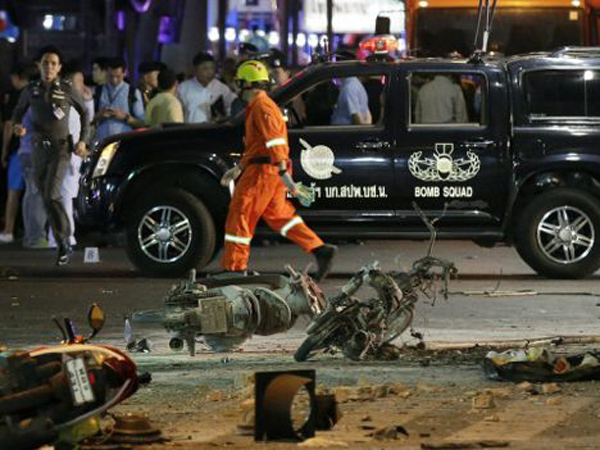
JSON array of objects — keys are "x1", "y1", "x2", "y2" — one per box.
[
  {"x1": 295, "y1": 204, "x2": 457, "y2": 362},
  {"x1": 0, "y1": 304, "x2": 139, "y2": 450},
  {"x1": 132, "y1": 267, "x2": 327, "y2": 355}
]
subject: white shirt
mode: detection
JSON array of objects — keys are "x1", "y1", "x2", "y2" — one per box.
[
  {"x1": 65, "y1": 99, "x2": 93, "y2": 198},
  {"x1": 177, "y1": 77, "x2": 237, "y2": 124}
]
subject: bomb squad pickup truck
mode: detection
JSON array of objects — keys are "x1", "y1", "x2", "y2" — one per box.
[{"x1": 79, "y1": 47, "x2": 600, "y2": 278}]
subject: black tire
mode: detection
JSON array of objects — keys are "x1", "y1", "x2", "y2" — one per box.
[
  {"x1": 126, "y1": 188, "x2": 216, "y2": 277},
  {"x1": 515, "y1": 188, "x2": 600, "y2": 279},
  {"x1": 294, "y1": 330, "x2": 331, "y2": 362}
]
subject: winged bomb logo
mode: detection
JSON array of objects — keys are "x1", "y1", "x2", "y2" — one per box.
[{"x1": 408, "y1": 143, "x2": 480, "y2": 182}]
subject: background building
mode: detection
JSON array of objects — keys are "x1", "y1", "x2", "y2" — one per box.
[{"x1": 0, "y1": 0, "x2": 406, "y2": 85}]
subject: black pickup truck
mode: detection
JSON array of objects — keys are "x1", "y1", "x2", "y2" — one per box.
[{"x1": 79, "y1": 47, "x2": 600, "y2": 278}]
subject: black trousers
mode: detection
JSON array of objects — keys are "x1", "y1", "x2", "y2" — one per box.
[{"x1": 32, "y1": 138, "x2": 71, "y2": 243}]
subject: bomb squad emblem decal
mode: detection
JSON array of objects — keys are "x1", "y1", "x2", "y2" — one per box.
[
  {"x1": 408, "y1": 143, "x2": 480, "y2": 182},
  {"x1": 300, "y1": 138, "x2": 342, "y2": 180}
]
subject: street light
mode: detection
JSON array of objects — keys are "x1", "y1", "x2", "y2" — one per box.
[
  {"x1": 208, "y1": 27, "x2": 220, "y2": 42},
  {"x1": 43, "y1": 15, "x2": 53, "y2": 30}
]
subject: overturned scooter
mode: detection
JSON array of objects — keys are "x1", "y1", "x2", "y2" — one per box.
[
  {"x1": 294, "y1": 203, "x2": 457, "y2": 361},
  {"x1": 132, "y1": 267, "x2": 327, "y2": 355},
  {"x1": 0, "y1": 304, "x2": 139, "y2": 450}
]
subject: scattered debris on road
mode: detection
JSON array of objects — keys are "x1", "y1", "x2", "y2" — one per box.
[
  {"x1": 484, "y1": 347, "x2": 600, "y2": 382},
  {"x1": 421, "y1": 441, "x2": 510, "y2": 449},
  {"x1": 81, "y1": 413, "x2": 166, "y2": 448},
  {"x1": 298, "y1": 437, "x2": 349, "y2": 447},
  {"x1": 368, "y1": 424, "x2": 409, "y2": 440}
]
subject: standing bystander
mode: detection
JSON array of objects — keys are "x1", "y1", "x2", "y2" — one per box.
[
  {"x1": 415, "y1": 74, "x2": 468, "y2": 124},
  {"x1": 91, "y1": 57, "x2": 109, "y2": 112},
  {"x1": 177, "y1": 52, "x2": 236, "y2": 123},
  {"x1": 0, "y1": 62, "x2": 39, "y2": 243},
  {"x1": 145, "y1": 68, "x2": 184, "y2": 126},
  {"x1": 330, "y1": 77, "x2": 372, "y2": 125},
  {"x1": 94, "y1": 58, "x2": 145, "y2": 142},
  {"x1": 18, "y1": 109, "x2": 48, "y2": 248},
  {"x1": 137, "y1": 61, "x2": 163, "y2": 108},
  {"x1": 11, "y1": 46, "x2": 90, "y2": 265}
]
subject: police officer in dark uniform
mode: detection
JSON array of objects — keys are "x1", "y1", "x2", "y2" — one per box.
[{"x1": 12, "y1": 46, "x2": 90, "y2": 266}]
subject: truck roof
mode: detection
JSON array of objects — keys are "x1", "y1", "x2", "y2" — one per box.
[
  {"x1": 298, "y1": 47, "x2": 600, "y2": 74},
  {"x1": 504, "y1": 47, "x2": 600, "y2": 68},
  {"x1": 406, "y1": 0, "x2": 594, "y2": 8}
]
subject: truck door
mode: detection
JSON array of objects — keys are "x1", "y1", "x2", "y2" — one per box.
[
  {"x1": 393, "y1": 66, "x2": 511, "y2": 230},
  {"x1": 283, "y1": 68, "x2": 397, "y2": 225}
]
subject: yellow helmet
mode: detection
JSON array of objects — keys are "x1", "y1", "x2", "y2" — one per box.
[{"x1": 235, "y1": 60, "x2": 270, "y2": 84}]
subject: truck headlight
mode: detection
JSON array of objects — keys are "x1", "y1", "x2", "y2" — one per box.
[{"x1": 92, "y1": 142, "x2": 119, "y2": 178}]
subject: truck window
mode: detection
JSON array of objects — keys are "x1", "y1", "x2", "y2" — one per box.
[
  {"x1": 525, "y1": 70, "x2": 600, "y2": 119},
  {"x1": 409, "y1": 72, "x2": 485, "y2": 126},
  {"x1": 285, "y1": 75, "x2": 387, "y2": 129}
]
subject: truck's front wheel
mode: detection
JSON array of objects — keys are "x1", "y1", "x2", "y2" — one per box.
[
  {"x1": 515, "y1": 188, "x2": 600, "y2": 279},
  {"x1": 126, "y1": 188, "x2": 216, "y2": 277}
]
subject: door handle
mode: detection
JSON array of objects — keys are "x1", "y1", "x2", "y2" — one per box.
[
  {"x1": 355, "y1": 140, "x2": 390, "y2": 151},
  {"x1": 462, "y1": 140, "x2": 495, "y2": 150}
]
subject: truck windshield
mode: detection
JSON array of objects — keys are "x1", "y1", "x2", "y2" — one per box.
[{"x1": 416, "y1": 8, "x2": 583, "y2": 56}]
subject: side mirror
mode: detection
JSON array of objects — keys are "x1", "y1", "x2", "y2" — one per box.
[{"x1": 87, "y1": 303, "x2": 106, "y2": 339}]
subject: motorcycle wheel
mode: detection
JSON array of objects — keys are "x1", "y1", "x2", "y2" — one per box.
[
  {"x1": 382, "y1": 306, "x2": 415, "y2": 344},
  {"x1": 294, "y1": 329, "x2": 331, "y2": 362}
]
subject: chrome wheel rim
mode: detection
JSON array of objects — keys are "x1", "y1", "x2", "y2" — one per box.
[
  {"x1": 537, "y1": 206, "x2": 595, "y2": 265},
  {"x1": 137, "y1": 206, "x2": 192, "y2": 263}
]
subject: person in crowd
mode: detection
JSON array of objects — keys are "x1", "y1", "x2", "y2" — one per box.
[
  {"x1": 145, "y1": 68, "x2": 184, "y2": 126},
  {"x1": 0, "y1": 62, "x2": 38, "y2": 243},
  {"x1": 237, "y1": 42, "x2": 259, "y2": 63},
  {"x1": 415, "y1": 74, "x2": 468, "y2": 124},
  {"x1": 12, "y1": 46, "x2": 90, "y2": 265},
  {"x1": 177, "y1": 51, "x2": 236, "y2": 123},
  {"x1": 268, "y1": 50, "x2": 289, "y2": 87},
  {"x1": 94, "y1": 58, "x2": 145, "y2": 142},
  {"x1": 268, "y1": 51, "x2": 306, "y2": 124},
  {"x1": 330, "y1": 76, "x2": 372, "y2": 125},
  {"x1": 220, "y1": 57, "x2": 238, "y2": 93},
  {"x1": 137, "y1": 61, "x2": 164, "y2": 107},
  {"x1": 18, "y1": 109, "x2": 48, "y2": 249},
  {"x1": 91, "y1": 57, "x2": 109, "y2": 112},
  {"x1": 247, "y1": 26, "x2": 269, "y2": 52},
  {"x1": 219, "y1": 60, "x2": 337, "y2": 281},
  {"x1": 48, "y1": 61, "x2": 94, "y2": 248}
]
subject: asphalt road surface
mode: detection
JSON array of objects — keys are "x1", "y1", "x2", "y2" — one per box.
[
  {"x1": 2, "y1": 240, "x2": 600, "y2": 449},
  {"x1": 2, "y1": 239, "x2": 599, "y2": 347}
]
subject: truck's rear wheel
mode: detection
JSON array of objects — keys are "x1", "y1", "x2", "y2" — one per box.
[
  {"x1": 515, "y1": 188, "x2": 600, "y2": 279},
  {"x1": 126, "y1": 188, "x2": 216, "y2": 277}
]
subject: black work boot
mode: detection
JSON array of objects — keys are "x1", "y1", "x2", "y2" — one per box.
[
  {"x1": 56, "y1": 241, "x2": 73, "y2": 266},
  {"x1": 312, "y1": 244, "x2": 338, "y2": 282}
]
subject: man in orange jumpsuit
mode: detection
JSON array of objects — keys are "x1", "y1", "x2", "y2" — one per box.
[{"x1": 220, "y1": 60, "x2": 336, "y2": 281}]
